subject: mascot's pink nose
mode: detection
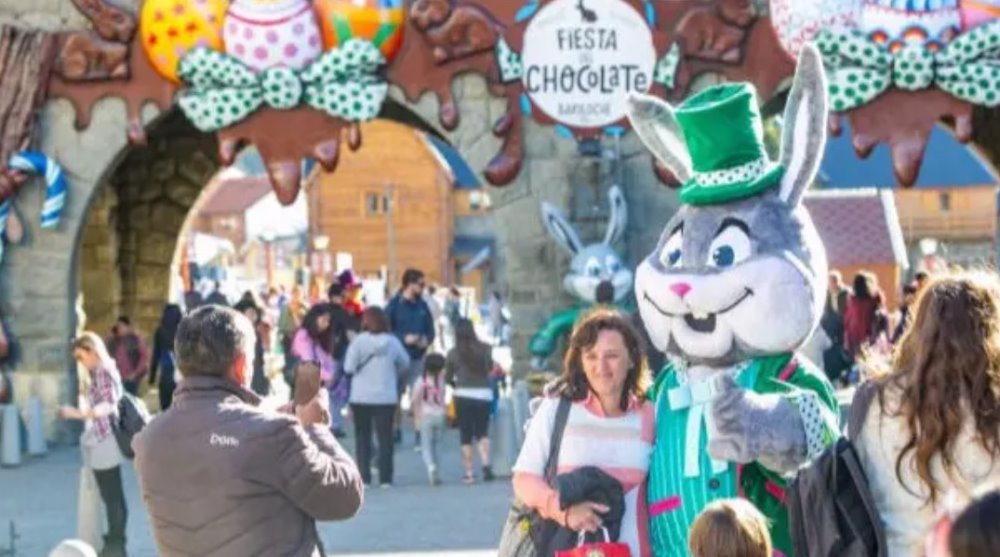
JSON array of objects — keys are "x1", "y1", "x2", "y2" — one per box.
[{"x1": 670, "y1": 282, "x2": 691, "y2": 298}]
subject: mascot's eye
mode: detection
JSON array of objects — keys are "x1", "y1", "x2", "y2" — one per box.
[
  {"x1": 659, "y1": 229, "x2": 684, "y2": 268},
  {"x1": 606, "y1": 256, "x2": 622, "y2": 273},
  {"x1": 706, "y1": 225, "x2": 751, "y2": 268},
  {"x1": 585, "y1": 258, "x2": 602, "y2": 277}
]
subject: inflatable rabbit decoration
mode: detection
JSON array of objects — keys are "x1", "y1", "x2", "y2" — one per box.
[
  {"x1": 626, "y1": 45, "x2": 840, "y2": 556},
  {"x1": 528, "y1": 185, "x2": 633, "y2": 370}
]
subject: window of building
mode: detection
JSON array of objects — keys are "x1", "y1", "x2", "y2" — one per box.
[
  {"x1": 939, "y1": 192, "x2": 951, "y2": 212},
  {"x1": 364, "y1": 191, "x2": 393, "y2": 216}
]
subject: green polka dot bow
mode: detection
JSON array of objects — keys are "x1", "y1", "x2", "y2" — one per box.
[
  {"x1": 177, "y1": 39, "x2": 388, "y2": 132},
  {"x1": 815, "y1": 21, "x2": 1000, "y2": 112}
]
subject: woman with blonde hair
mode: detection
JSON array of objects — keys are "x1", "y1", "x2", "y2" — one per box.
[
  {"x1": 855, "y1": 271, "x2": 1000, "y2": 556},
  {"x1": 60, "y1": 332, "x2": 128, "y2": 557},
  {"x1": 511, "y1": 308, "x2": 654, "y2": 556}
]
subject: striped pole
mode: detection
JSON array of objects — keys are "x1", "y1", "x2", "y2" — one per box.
[{"x1": 7, "y1": 151, "x2": 67, "y2": 230}]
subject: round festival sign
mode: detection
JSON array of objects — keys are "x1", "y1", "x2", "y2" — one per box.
[{"x1": 520, "y1": 0, "x2": 656, "y2": 128}]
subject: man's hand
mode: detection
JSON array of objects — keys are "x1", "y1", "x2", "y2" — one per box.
[
  {"x1": 404, "y1": 334, "x2": 419, "y2": 346},
  {"x1": 296, "y1": 391, "x2": 331, "y2": 427}
]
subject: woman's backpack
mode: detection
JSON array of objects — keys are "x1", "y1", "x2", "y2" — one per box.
[
  {"x1": 113, "y1": 391, "x2": 151, "y2": 459},
  {"x1": 787, "y1": 381, "x2": 887, "y2": 557},
  {"x1": 498, "y1": 398, "x2": 572, "y2": 557}
]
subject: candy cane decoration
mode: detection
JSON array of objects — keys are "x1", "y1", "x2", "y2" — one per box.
[
  {"x1": 0, "y1": 152, "x2": 67, "y2": 263},
  {"x1": 6, "y1": 151, "x2": 66, "y2": 230}
]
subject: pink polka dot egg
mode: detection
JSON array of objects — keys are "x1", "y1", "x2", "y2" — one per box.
[{"x1": 223, "y1": 0, "x2": 323, "y2": 73}]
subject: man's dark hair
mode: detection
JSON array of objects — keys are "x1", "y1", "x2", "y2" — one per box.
[
  {"x1": 401, "y1": 269, "x2": 424, "y2": 287},
  {"x1": 175, "y1": 305, "x2": 254, "y2": 378},
  {"x1": 595, "y1": 282, "x2": 615, "y2": 304},
  {"x1": 328, "y1": 283, "x2": 345, "y2": 299},
  {"x1": 116, "y1": 316, "x2": 131, "y2": 326},
  {"x1": 915, "y1": 271, "x2": 929, "y2": 282}
]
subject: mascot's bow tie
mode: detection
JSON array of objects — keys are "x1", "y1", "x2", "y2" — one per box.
[{"x1": 669, "y1": 364, "x2": 748, "y2": 478}]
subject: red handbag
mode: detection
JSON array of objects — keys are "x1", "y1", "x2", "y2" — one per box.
[{"x1": 555, "y1": 527, "x2": 632, "y2": 557}]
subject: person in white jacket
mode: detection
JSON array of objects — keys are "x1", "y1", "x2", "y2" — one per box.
[
  {"x1": 855, "y1": 272, "x2": 1000, "y2": 556},
  {"x1": 344, "y1": 306, "x2": 410, "y2": 487}
]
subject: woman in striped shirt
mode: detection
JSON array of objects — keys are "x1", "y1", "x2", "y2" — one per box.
[{"x1": 513, "y1": 309, "x2": 654, "y2": 557}]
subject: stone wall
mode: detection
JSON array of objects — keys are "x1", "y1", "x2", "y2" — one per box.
[{"x1": 1, "y1": 96, "x2": 143, "y2": 440}]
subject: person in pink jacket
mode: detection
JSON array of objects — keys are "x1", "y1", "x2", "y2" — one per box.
[{"x1": 292, "y1": 304, "x2": 348, "y2": 437}]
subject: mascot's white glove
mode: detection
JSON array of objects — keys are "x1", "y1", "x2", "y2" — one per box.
[{"x1": 706, "y1": 374, "x2": 808, "y2": 474}]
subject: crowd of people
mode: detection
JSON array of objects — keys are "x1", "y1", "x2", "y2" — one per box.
[
  {"x1": 56, "y1": 267, "x2": 507, "y2": 557},
  {"x1": 813, "y1": 269, "x2": 930, "y2": 386},
  {"x1": 48, "y1": 264, "x2": 1000, "y2": 557}
]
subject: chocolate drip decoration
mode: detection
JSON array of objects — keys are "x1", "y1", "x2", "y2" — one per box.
[
  {"x1": 44, "y1": 0, "x2": 984, "y2": 196},
  {"x1": 838, "y1": 89, "x2": 973, "y2": 187},
  {"x1": 218, "y1": 108, "x2": 359, "y2": 205},
  {"x1": 49, "y1": 38, "x2": 176, "y2": 146}
]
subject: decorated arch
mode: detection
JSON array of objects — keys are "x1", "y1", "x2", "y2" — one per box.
[{"x1": 2, "y1": 0, "x2": 1000, "y2": 435}]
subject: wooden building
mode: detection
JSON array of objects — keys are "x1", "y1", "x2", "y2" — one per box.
[
  {"x1": 306, "y1": 120, "x2": 494, "y2": 293},
  {"x1": 190, "y1": 175, "x2": 273, "y2": 249}
]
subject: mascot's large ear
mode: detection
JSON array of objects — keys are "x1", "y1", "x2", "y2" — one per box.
[
  {"x1": 603, "y1": 185, "x2": 627, "y2": 246},
  {"x1": 541, "y1": 202, "x2": 583, "y2": 256},
  {"x1": 778, "y1": 44, "x2": 828, "y2": 208},
  {"x1": 626, "y1": 93, "x2": 692, "y2": 183}
]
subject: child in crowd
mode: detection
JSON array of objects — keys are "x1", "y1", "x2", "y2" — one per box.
[
  {"x1": 412, "y1": 353, "x2": 448, "y2": 486},
  {"x1": 689, "y1": 499, "x2": 772, "y2": 557}
]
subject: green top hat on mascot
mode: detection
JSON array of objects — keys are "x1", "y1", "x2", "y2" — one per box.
[{"x1": 626, "y1": 45, "x2": 840, "y2": 557}]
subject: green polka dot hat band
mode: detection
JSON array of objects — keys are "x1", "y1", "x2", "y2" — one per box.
[{"x1": 673, "y1": 83, "x2": 784, "y2": 206}]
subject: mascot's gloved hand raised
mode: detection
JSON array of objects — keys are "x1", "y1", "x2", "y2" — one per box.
[{"x1": 626, "y1": 45, "x2": 840, "y2": 557}]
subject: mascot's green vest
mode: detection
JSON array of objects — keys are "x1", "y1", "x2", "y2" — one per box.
[{"x1": 647, "y1": 354, "x2": 839, "y2": 557}]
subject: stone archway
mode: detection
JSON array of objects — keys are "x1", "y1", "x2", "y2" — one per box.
[{"x1": 77, "y1": 109, "x2": 218, "y2": 339}]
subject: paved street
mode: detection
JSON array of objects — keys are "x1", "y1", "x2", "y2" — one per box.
[{"x1": 0, "y1": 421, "x2": 513, "y2": 557}]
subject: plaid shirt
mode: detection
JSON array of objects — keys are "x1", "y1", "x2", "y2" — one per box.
[{"x1": 85, "y1": 365, "x2": 120, "y2": 443}]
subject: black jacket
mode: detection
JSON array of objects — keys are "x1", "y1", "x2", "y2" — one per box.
[{"x1": 550, "y1": 466, "x2": 626, "y2": 548}]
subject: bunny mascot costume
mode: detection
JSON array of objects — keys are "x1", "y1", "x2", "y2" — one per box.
[
  {"x1": 528, "y1": 185, "x2": 634, "y2": 368},
  {"x1": 626, "y1": 46, "x2": 840, "y2": 557}
]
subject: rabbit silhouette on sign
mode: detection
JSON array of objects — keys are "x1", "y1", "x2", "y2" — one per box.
[
  {"x1": 528, "y1": 185, "x2": 633, "y2": 370},
  {"x1": 626, "y1": 45, "x2": 840, "y2": 557}
]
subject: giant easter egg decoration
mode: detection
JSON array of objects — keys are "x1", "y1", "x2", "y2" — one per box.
[
  {"x1": 223, "y1": 0, "x2": 323, "y2": 73},
  {"x1": 140, "y1": 0, "x2": 227, "y2": 83},
  {"x1": 860, "y1": 0, "x2": 961, "y2": 52},
  {"x1": 963, "y1": 0, "x2": 1000, "y2": 30},
  {"x1": 314, "y1": 0, "x2": 405, "y2": 64},
  {"x1": 771, "y1": 0, "x2": 860, "y2": 56}
]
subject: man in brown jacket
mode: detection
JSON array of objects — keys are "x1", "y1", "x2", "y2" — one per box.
[{"x1": 133, "y1": 305, "x2": 363, "y2": 557}]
